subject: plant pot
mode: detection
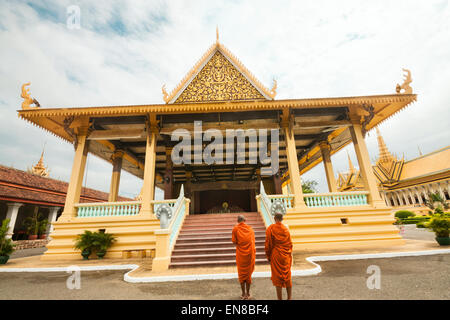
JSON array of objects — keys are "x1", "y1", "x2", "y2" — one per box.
[
  {"x1": 81, "y1": 249, "x2": 91, "y2": 260},
  {"x1": 0, "y1": 256, "x2": 9, "y2": 265},
  {"x1": 28, "y1": 235, "x2": 38, "y2": 240},
  {"x1": 96, "y1": 251, "x2": 106, "y2": 259},
  {"x1": 39, "y1": 235, "x2": 46, "y2": 239},
  {"x1": 435, "y1": 237, "x2": 450, "y2": 246}
]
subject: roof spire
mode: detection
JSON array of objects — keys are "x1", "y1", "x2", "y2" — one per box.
[
  {"x1": 216, "y1": 25, "x2": 219, "y2": 43},
  {"x1": 29, "y1": 143, "x2": 50, "y2": 177},
  {"x1": 376, "y1": 127, "x2": 396, "y2": 163}
]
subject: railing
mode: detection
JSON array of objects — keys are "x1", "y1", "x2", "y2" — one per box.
[
  {"x1": 76, "y1": 201, "x2": 141, "y2": 217},
  {"x1": 304, "y1": 191, "x2": 369, "y2": 207},
  {"x1": 267, "y1": 194, "x2": 294, "y2": 210},
  {"x1": 258, "y1": 183, "x2": 274, "y2": 227}
]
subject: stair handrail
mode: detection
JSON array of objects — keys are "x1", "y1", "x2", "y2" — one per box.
[
  {"x1": 259, "y1": 182, "x2": 275, "y2": 226},
  {"x1": 167, "y1": 185, "x2": 190, "y2": 252}
]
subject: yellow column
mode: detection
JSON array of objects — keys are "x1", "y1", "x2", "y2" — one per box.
[
  {"x1": 319, "y1": 140, "x2": 337, "y2": 193},
  {"x1": 108, "y1": 149, "x2": 124, "y2": 202},
  {"x1": 60, "y1": 122, "x2": 91, "y2": 221},
  {"x1": 281, "y1": 115, "x2": 306, "y2": 209},
  {"x1": 349, "y1": 121, "x2": 385, "y2": 207},
  {"x1": 139, "y1": 118, "x2": 158, "y2": 216}
]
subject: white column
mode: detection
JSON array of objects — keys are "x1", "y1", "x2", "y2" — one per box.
[
  {"x1": 46, "y1": 207, "x2": 60, "y2": 236},
  {"x1": 408, "y1": 189, "x2": 416, "y2": 205},
  {"x1": 414, "y1": 187, "x2": 423, "y2": 205},
  {"x1": 403, "y1": 190, "x2": 410, "y2": 206},
  {"x1": 5, "y1": 203, "x2": 23, "y2": 239},
  {"x1": 391, "y1": 192, "x2": 398, "y2": 207},
  {"x1": 394, "y1": 191, "x2": 402, "y2": 207},
  {"x1": 437, "y1": 182, "x2": 445, "y2": 199},
  {"x1": 445, "y1": 180, "x2": 450, "y2": 200}
]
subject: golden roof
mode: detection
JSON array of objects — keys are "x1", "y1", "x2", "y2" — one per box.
[{"x1": 399, "y1": 146, "x2": 450, "y2": 182}]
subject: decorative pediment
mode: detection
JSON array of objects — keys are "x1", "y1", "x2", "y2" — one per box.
[
  {"x1": 175, "y1": 51, "x2": 266, "y2": 103},
  {"x1": 163, "y1": 40, "x2": 275, "y2": 104}
]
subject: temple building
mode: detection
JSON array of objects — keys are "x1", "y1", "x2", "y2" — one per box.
[
  {"x1": 0, "y1": 153, "x2": 129, "y2": 241},
  {"x1": 337, "y1": 128, "x2": 450, "y2": 215},
  {"x1": 17, "y1": 34, "x2": 417, "y2": 269}
]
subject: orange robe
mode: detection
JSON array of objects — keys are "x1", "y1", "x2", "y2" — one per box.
[
  {"x1": 265, "y1": 221, "x2": 293, "y2": 288},
  {"x1": 232, "y1": 222, "x2": 256, "y2": 284}
]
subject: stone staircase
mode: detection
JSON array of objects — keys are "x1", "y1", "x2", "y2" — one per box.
[{"x1": 169, "y1": 212, "x2": 268, "y2": 268}]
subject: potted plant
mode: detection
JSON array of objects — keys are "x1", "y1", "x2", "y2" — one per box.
[
  {"x1": 427, "y1": 214, "x2": 450, "y2": 246},
  {"x1": 38, "y1": 219, "x2": 48, "y2": 239},
  {"x1": 74, "y1": 230, "x2": 95, "y2": 260},
  {"x1": 92, "y1": 231, "x2": 116, "y2": 259},
  {"x1": 23, "y1": 212, "x2": 45, "y2": 240},
  {"x1": 0, "y1": 219, "x2": 15, "y2": 264}
]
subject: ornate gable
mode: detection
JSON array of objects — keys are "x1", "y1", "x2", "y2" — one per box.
[
  {"x1": 162, "y1": 38, "x2": 276, "y2": 104},
  {"x1": 175, "y1": 51, "x2": 266, "y2": 103}
]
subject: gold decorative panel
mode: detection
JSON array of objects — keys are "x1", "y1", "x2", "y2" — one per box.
[{"x1": 175, "y1": 51, "x2": 266, "y2": 103}]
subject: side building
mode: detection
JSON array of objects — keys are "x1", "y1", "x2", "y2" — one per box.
[
  {"x1": 337, "y1": 128, "x2": 450, "y2": 215},
  {"x1": 0, "y1": 154, "x2": 130, "y2": 240}
]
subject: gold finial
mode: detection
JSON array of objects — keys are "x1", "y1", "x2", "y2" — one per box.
[
  {"x1": 269, "y1": 78, "x2": 277, "y2": 99},
  {"x1": 28, "y1": 144, "x2": 50, "y2": 177},
  {"x1": 162, "y1": 84, "x2": 169, "y2": 104},
  {"x1": 216, "y1": 25, "x2": 219, "y2": 43},
  {"x1": 21, "y1": 82, "x2": 40, "y2": 109},
  {"x1": 396, "y1": 68, "x2": 413, "y2": 94}
]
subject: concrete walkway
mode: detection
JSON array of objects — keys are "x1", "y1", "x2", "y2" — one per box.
[{"x1": 0, "y1": 254, "x2": 448, "y2": 300}]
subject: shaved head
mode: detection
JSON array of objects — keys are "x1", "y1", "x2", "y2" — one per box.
[
  {"x1": 274, "y1": 213, "x2": 283, "y2": 222},
  {"x1": 237, "y1": 215, "x2": 246, "y2": 223}
]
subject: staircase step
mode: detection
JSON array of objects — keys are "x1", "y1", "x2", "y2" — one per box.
[
  {"x1": 176, "y1": 235, "x2": 266, "y2": 244},
  {"x1": 171, "y1": 252, "x2": 267, "y2": 263},
  {"x1": 172, "y1": 246, "x2": 265, "y2": 256},
  {"x1": 169, "y1": 258, "x2": 268, "y2": 269},
  {"x1": 169, "y1": 212, "x2": 267, "y2": 268},
  {"x1": 178, "y1": 230, "x2": 266, "y2": 238},
  {"x1": 181, "y1": 225, "x2": 266, "y2": 232},
  {"x1": 173, "y1": 240, "x2": 265, "y2": 250}
]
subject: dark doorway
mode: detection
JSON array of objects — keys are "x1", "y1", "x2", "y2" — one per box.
[{"x1": 196, "y1": 189, "x2": 254, "y2": 214}]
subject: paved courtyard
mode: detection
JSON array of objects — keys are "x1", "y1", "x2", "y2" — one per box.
[
  {"x1": 0, "y1": 254, "x2": 448, "y2": 300},
  {"x1": 1, "y1": 225, "x2": 448, "y2": 300}
]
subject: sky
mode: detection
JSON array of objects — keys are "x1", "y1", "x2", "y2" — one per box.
[{"x1": 0, "y1": 0, "x2": 449, "y2": 199}]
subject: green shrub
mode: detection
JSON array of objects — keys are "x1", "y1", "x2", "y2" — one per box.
[
  {"x1": 398, "y1": 216, "x2": 430, "y2": 224},
  {"x1": 0, "y1": 219, "x2": 15, "y2": 257},
  {"x1": 416, "y1": 222, "x2": 427, "y2": 228},
  {"x1": 92, "y1": 232, "x2": 116, "y2": 253},
  {"x1": 74, "y1": 230, "x2": 96, "y2": 253},
  {"x1": 427, "y1": 215, "x2": 450, "y2": 238},
  {"x1": 395, "y1": 210, "x2": 415, "y2": 219}
]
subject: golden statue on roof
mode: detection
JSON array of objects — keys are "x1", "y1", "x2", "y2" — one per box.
[
  {"x1": 21, "y1": 82, "x2": 40, "y2": 109},
  {"x1": 396, "y1": 68, "x2": 413, "y2": 94}
]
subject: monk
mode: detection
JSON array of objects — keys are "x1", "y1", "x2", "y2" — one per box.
[
  {"x1": 265, "y1": 213, "x2": 293, "y2": 300},
  {"x1": 231, "y1": 215, "x2": 256, "y2": 300}
]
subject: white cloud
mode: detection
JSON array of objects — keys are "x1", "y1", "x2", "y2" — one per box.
[{"x1": 0, "y1": 0, "x2": 449, "y2": 197}]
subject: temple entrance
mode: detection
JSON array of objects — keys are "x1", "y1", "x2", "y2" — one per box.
[{"x1": 192, "y1": 189, "x2": 257, "y2": 214}]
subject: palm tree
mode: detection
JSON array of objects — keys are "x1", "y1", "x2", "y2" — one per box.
[{"x1": 425, "y1": 192, "x2": 449, "y2": 212}]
